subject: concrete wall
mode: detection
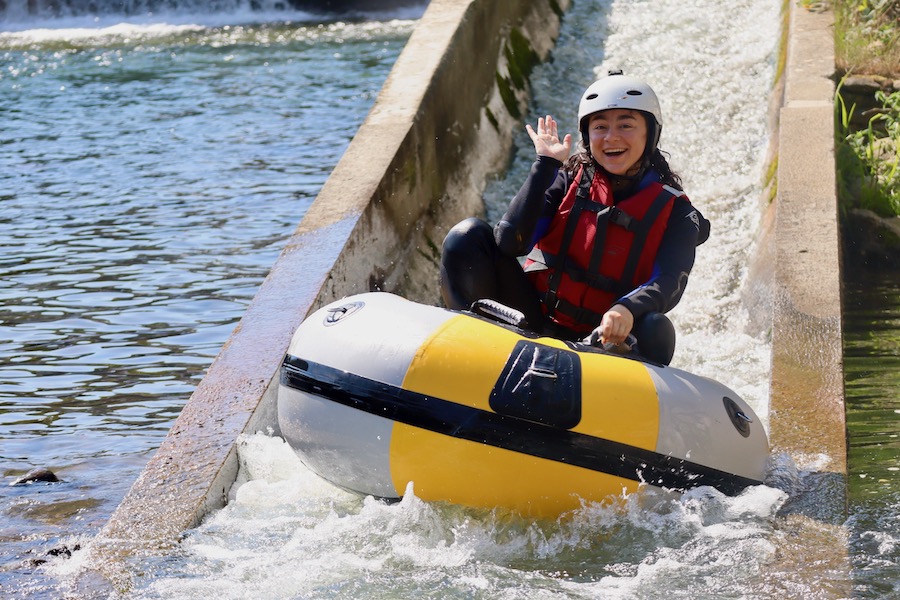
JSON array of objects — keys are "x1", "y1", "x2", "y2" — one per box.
[
  {"x1": 770, "y1": 2, "x2": 847, "y2": 513},
  {"x1": 84, "y1": 0, "x2": 569, "y2": 590},
  {"x1": 765, "y1": 2, "x2": 850, "y2": 591}
]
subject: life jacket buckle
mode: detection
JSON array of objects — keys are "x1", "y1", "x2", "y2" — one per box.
[
  {"x1": 545, "y1": 288, "x2": 559, "y2": 309},
  {"x1": 609, "y1": 206, "x2": 635, "y2": 230}
]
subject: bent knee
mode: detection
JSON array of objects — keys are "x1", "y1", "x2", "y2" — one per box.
[
  {"x1": 443, "y1": 218, "x2": 493, "y2": 252},
  {"x1": 634, "y1": 312, "x2": 676, "y2": 365}
]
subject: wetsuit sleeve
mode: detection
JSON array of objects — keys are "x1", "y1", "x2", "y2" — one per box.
[
  {"x1": 616, "y1": 198, "x2": 709, "y2": 318},
  {"x1": 494, "y1": 156, "x2": 568, "y2": 257}
]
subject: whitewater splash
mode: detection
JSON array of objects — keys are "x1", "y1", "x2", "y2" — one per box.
[
  {"x1": 120, "y1": 434, "x2": 789, "y2": 599},
  {"x1": 0, "y1": 0, "x2": 427, "y2": 33},
  {"x1": 1, "y1": 0, "x2": 291, "y2": 28}
]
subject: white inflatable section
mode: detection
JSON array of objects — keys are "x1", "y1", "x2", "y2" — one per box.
[
  {"x1": 285, "y1": 293, "x2": 456, "y2": 387},
  {"x1": 278, "y1": 389, "x2": 399, "y2": 498},
  {"x1": 278, "y1": 293, "x2": 456, "y2": 498},
  {"x1": 649, "y1": 367, "x2": 768, "y2": 481}
]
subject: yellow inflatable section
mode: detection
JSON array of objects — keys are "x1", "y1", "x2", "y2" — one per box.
[{"x1": 392, "y1": 314, "x2": 661, "y2": 516}]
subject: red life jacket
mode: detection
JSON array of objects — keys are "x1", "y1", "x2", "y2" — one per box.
[{"x1": 523, "y1": 166, "x2": 685, "y2": 335}]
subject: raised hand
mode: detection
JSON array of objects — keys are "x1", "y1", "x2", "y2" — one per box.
[{"x1": 525, "y1": 115, "x2": 572, "y2": 163}]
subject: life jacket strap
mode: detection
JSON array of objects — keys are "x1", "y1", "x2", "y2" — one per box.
[
  {"x1": 616, "y1": 187, "x2": 676, "y2": 289},
  {"x1": 548, "y1": 296, "x2": 605, "y2": 330},
  {"x1": 543, "y1": 165, "x2": 595, "y2": 319},
  {"x1": 526, "y1": 247, "x2": 625, "y2": 294}
]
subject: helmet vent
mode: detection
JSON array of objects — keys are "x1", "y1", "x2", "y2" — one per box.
[
  {"x1": 626, "y1": 90, "x2": 643, "y2": 96},
  {"x1": 585, "y1": 93, "x2": 598, "y2": 100}
]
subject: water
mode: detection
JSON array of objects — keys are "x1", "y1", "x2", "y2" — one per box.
[
  {"x1": 0, "y1": 6, "x2": 419, "y2": 597},
  {"x1": 2, "y1": 0, "x2": 898, "y2": 597},
  {"x1": 125, "y1": 434, "x2": 792, "y2": 599},
  {"x1": 844, "y1": 261, "x2": 900, "y2": 598}
]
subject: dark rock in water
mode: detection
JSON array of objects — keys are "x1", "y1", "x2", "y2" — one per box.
[
  {"x1": 47, "y1": 543, "x2": 81, "y2": 558},
  {"x1": 10, "y1": 467, "x2": 60, "y2": 486},
  {"x1": 25, "y1": 543, "x2": 82, "y2": 567}
]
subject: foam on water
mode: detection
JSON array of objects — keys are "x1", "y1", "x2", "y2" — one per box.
[
  {"x1": 0, "y1": 0, "x2": 428, "y2": 34},
  {"x1": 123, "y1": 434, "x2": 790, "y2": 599},
  {"x1": 598, "y1": 0, "x2": 779, "y2": 425},
  {"x1": 0, "y1": 12, "x2": 423, "y2": 49}
]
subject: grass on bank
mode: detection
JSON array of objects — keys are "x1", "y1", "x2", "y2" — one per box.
[
  {"x1": 834, "y1": 0, "x2": 900, "y2": 78},
  {"x1": 833, "y1": 0, "x2": 900, "y2": 219},
  {"x1": 837, "y1": 85, "x2": 900, "y2": 218}
]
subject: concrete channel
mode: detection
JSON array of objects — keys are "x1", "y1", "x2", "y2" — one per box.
[{"x1": 80, "y1": 0, "x2": 848, "y2": 592}]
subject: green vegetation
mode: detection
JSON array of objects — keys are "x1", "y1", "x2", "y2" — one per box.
[
  {"x1": 834, "y1": 0, "x2": 900, "y2": 78},
  {"x1": 836, "y1": 85, "x2": 900, "y2": 217},
  {"x1": 833, "y1": 0, "x2": 900, "y2": 218}
]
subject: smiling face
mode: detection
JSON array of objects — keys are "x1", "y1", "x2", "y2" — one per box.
[{"x1": 586, "y1": 109, "x2": 648, "y2": 176}]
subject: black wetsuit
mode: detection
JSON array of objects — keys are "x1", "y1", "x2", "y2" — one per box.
[{"x1": 440, "y1": 156, "x2": 709, "y2": 364}]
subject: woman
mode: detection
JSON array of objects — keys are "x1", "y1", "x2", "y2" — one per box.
[{"x1": 440, "y1": 71, "x2": 709, "y2": 365}]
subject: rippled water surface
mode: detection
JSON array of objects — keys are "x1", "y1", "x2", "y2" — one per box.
[
  {"x1": 844, "y1": 262, "x2": 900, "y2": 598},
  {"x1": 0, "y1": 10, "x2": 417, "y2": 596}
]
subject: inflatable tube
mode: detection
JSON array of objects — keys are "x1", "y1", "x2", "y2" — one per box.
[{"x1": 277, "y1": 292, "x2": 768, "y2": 517}]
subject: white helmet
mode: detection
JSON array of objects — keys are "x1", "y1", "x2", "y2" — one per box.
[{"x1": 577, "y1": 70, "x2": 663, "y2": 150}]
